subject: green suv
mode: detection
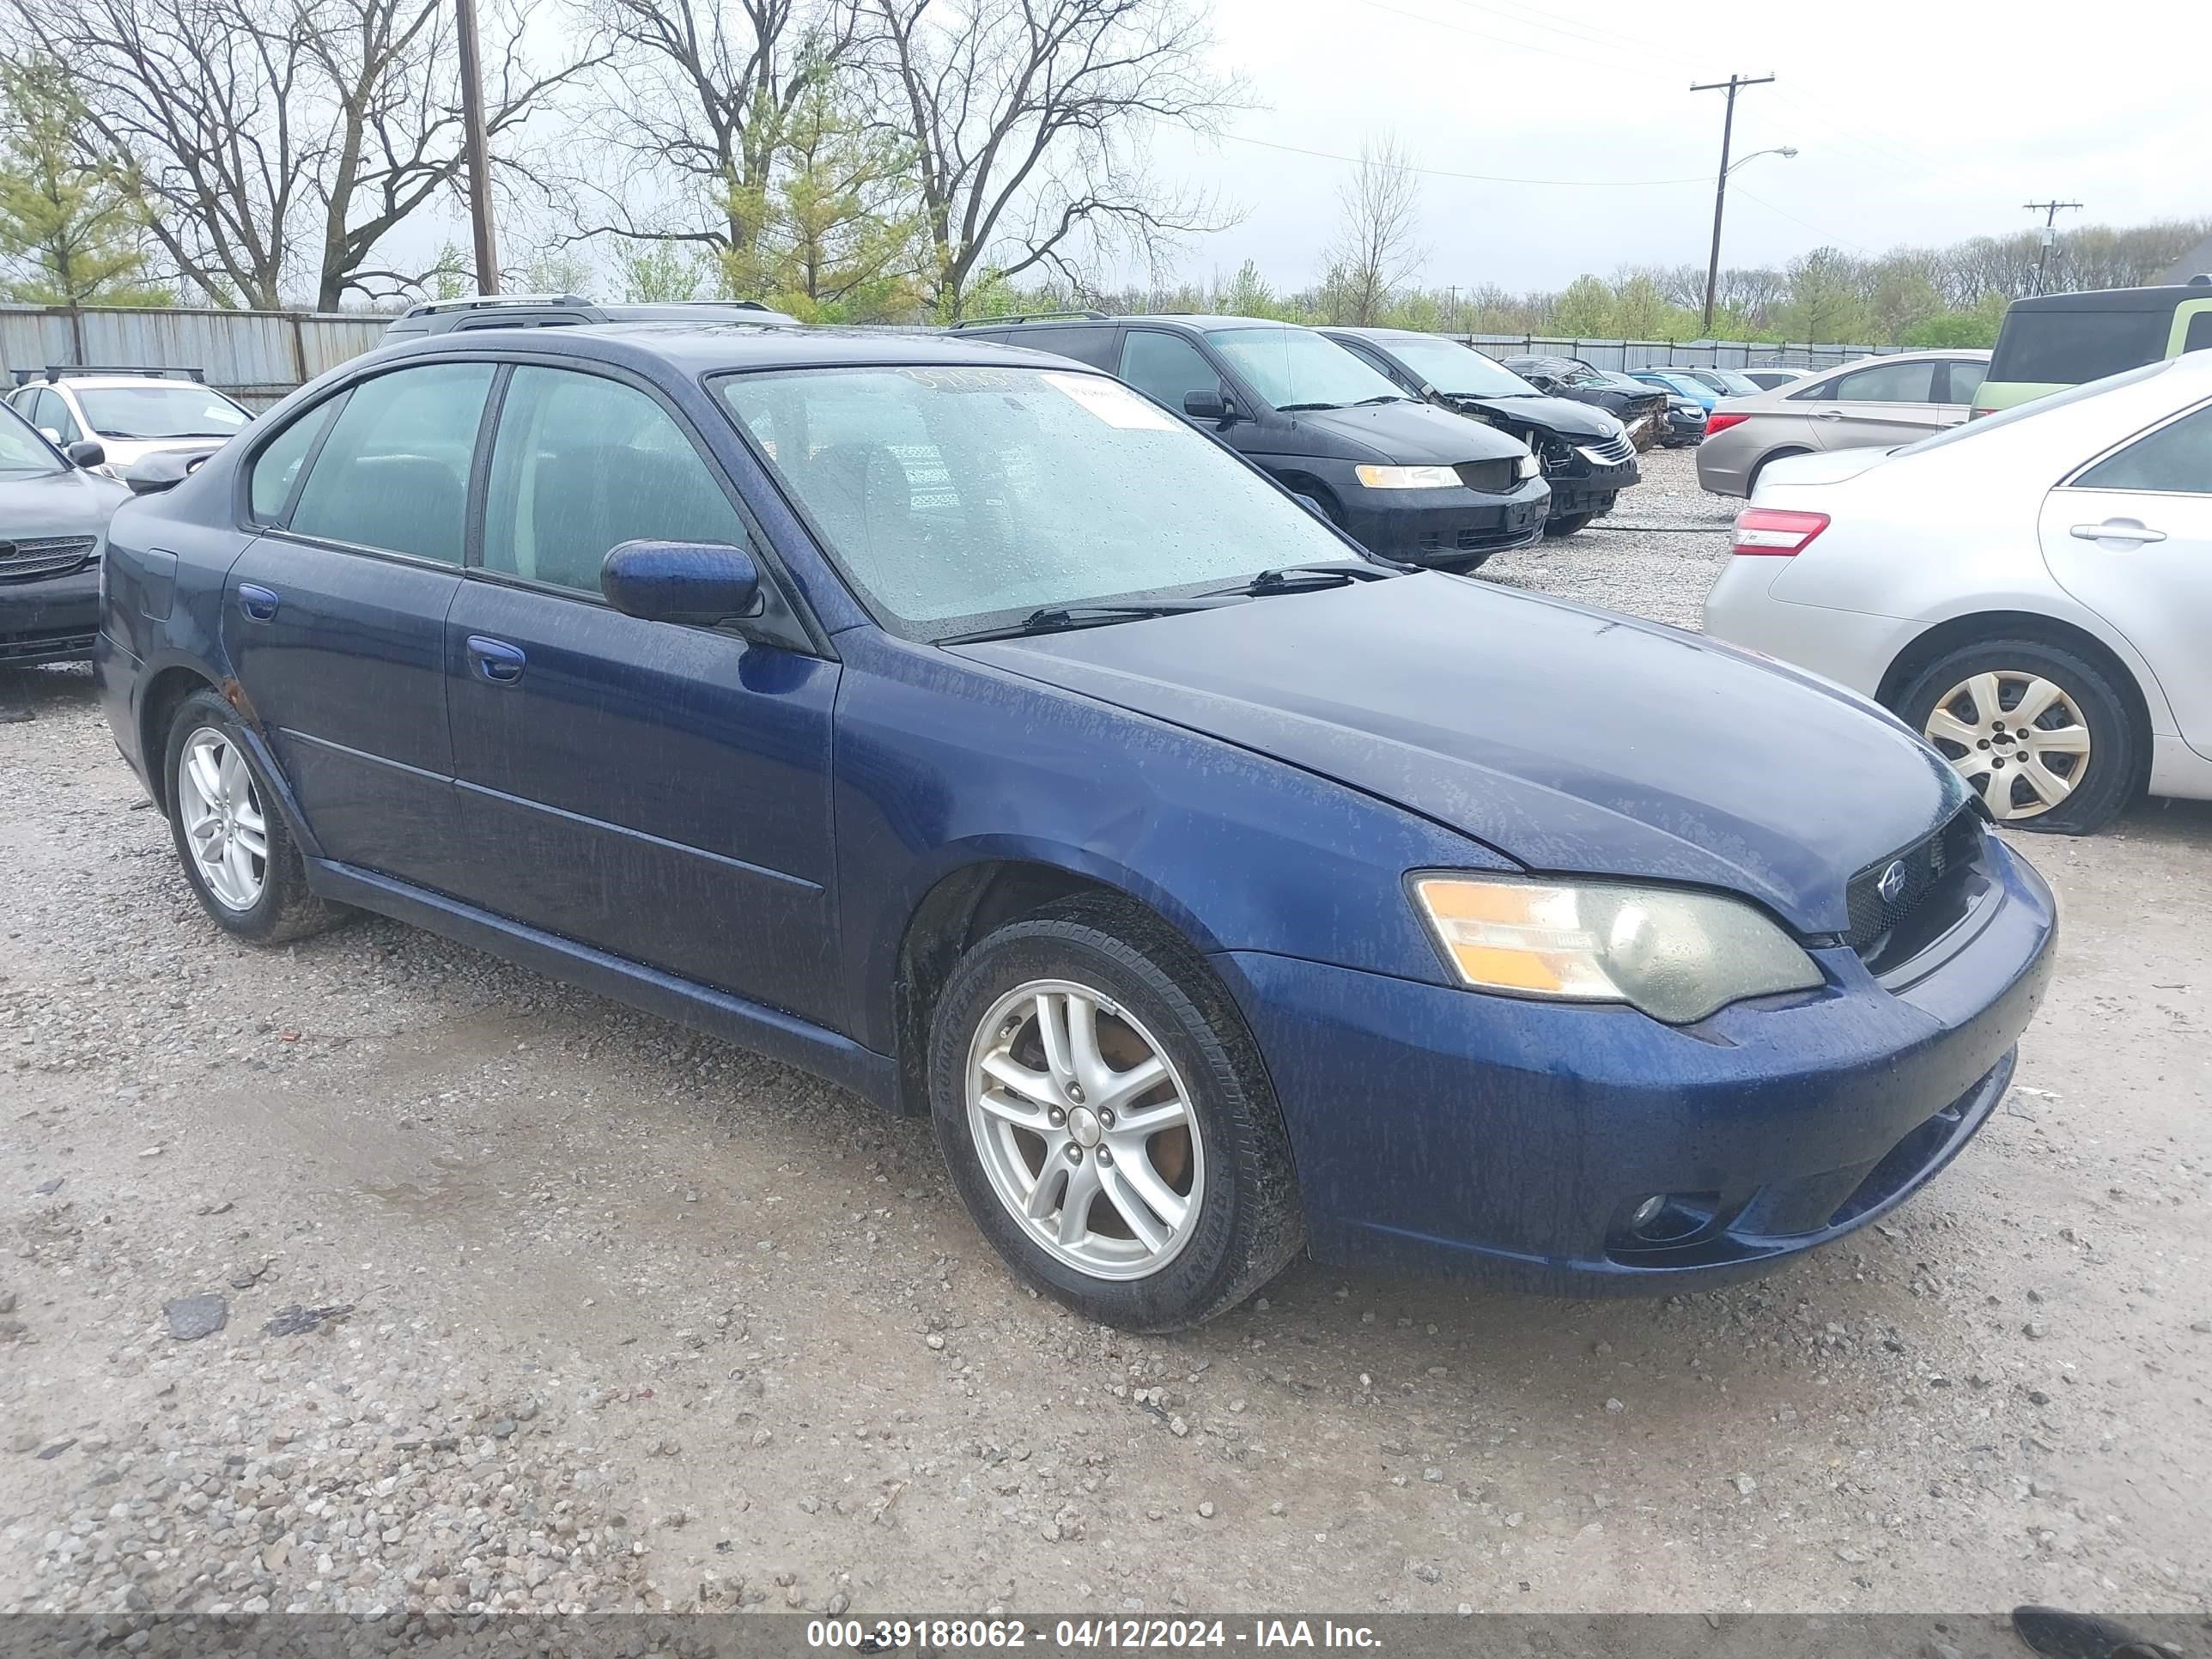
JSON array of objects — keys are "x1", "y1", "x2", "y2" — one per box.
[{"x1": 1974, "y1": 276, "x2": 2212, "y2": 416}]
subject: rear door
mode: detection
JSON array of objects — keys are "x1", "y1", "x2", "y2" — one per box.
[
  {"x1": 221, "y1": 360, "x2": 493, "y2": 890},
  {"x1": 1805, "y1": 358, "x2": 1953, "y2": 450},
  {"x1": 444, "y1": 362, "x2": 843, "y2": 1023},
  {"x1": 2039, "y1": 397, "x2": 2212, "y2": 758}
]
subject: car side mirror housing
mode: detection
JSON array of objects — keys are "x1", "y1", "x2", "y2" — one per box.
[
  {"x1": 1182, "y1": 388, "x2": 1234, "y2": 422},
  {"x1": 601, "y1": 540, "x2": 763, "y2": 627},
  {"x1": 65, "y1": 439, "x2": 106, "y2": 470},
  {"x1": 119, "y1": 450, "x2": 204, "y2": 494}
]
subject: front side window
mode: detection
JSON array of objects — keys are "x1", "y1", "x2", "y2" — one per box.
[
  {"x1": 718, "y1": 364, "x2": 1352, "y2": 636},
  {"x1": 1117, "y1": 331, "x2": 1221, "y2": 410},
  {"x1": 76, "y1": 384, "x2": 249, "y2": 441},
  {"x1": 2074, "y1": 402, "x2": 2212, "y2": 495},
  {"x1": 0, "y1": 403, "x2": 64, "y2": 476},
  {"x1": 1827, "y1": 361, "x2": 1938, "y2": 404},
  {"x1": 248, "y1": 400, "x2": 337, "y2": 522},
  {"x1": 32, "y1": 388, "x2": 80, "y2": 443},
  {"x1": 286, "y1": 362, "x2": 494, "y2": 562},
  {"x1": 482, "y1": 366, "x2": 744, "y2": 593},
  {"x1": 1203, "y1": 326, "x2": 1406, "y2": 410}
]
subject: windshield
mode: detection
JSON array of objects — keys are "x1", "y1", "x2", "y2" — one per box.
[
  {"x1": 0, "y1": 404, "x2": 64, "y2": 476},
  {"x1": 718, "y1": 365, "x2": 1359, "y2": 638},
  {"x1": 1375, "y1": 337, "x2": 1539, "y2": 398},
  {"x1": 1698, "y1": 368, "x2": 1763, "y2": 396},
  {"x1": 1205, "y1": 327, "x2": 1407, "y2": 410},
  {"x1": 1894, "y1": 359, "x2": 2175, "y2": 459},
  {"x1": 76, "y1": 384, "x2": 250, "y2": 440}
]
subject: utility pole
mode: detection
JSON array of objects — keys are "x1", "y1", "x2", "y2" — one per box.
[
  {"x1": 2024, "y1": 199, "x2": 2082, "y2": 296},
  {"x1": 1692, "y1": 72, "x2": 1775, "y2": 335},
  {"x1": 455, "y1": 0, "x2": 500, "y2": 295}
]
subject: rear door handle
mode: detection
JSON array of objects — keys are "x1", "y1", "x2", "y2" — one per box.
[
  {"x1": 465, "y1": 635, "x2": 527, "y2": 684},
  {"x1": 2069, "y1": 520, "x2": 2166, "y2": 544},
  {"x1": 237, "y1": 583, "x2": 280, "y2": 623}
]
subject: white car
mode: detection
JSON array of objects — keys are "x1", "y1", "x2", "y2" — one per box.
[
  {"x1": 6, "y1": 370, "x2": 251, "y2": 477},
  {"x1": 1705, "y1": 352, "x2": 2212, "y2": 834}
]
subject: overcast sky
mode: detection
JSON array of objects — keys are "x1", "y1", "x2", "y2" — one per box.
[{"x1": 1127, "y1": 0, "x2": 2209, "y2": 292}]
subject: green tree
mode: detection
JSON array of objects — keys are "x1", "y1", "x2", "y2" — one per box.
[
  {"x1": 428, "y1": 241, "x2": 471, "y2": 301},
  {"x1": 0, "y1": 58, "x2": 166, "y2": 306},
  {"x1": 1550, "y1": 274, "x2": 1614, "y2": 336},
  {"x1": 618, "y1": 241, "x2": 702, "y2": 302},
  {"x1": 748, "y1": 70, "x2": 923, "y2": 320}
]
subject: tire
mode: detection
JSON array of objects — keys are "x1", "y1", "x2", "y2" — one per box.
[
  {"x1": 1747, "y1": 447, "x2": 1809, "y2": 495},
  {"x1": 1893, "y1": 637, "x2": 2140, "y2": 835},
  {"x1": 1545, "y1": 512, "x2": 1595, "y2": 538},
  {"x1": 927, "y1": 896, "x2": 1304, "y2": 1331},
  {"x1": 163, "y1": 689, "x2": 345, "y2": 943}
]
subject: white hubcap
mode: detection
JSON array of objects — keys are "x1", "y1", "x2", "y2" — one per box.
[
  {"x1": 177, "y1": 727, "x2": 269, "y2": 910},
  {"x1": 1922, "y1": 672, "x2": 2092, "y2": 823}
]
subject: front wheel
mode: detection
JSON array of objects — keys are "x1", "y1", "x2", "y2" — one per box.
[
  {"x1": 927, "y1": 900, "x2": 1304, "y2": 1330},
  {"x1": 1893, "y1": 638, "x2": 2140, "y2": 834},
  {"x1": 1545, "y1": 512, "x2": 1595, "y2": 537}
]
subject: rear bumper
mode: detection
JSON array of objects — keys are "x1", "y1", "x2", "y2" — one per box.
[
  {"x1": 1337, "y1": 477, "x2": 1552, "y2": 567},
  {"x1": 92, "y1": 629, "x2": 153, "y2": 795},
  {"x1": 1217, "y1": 838, "x2": 2056, "y2": 1294},
  {"x1": 0, "y1": 564, "x2": 100, "y2": 665}
]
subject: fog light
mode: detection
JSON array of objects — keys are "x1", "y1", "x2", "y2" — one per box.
[{"x1": 1628, "y1": 1194, "x2": 1668, "y2": 1231}]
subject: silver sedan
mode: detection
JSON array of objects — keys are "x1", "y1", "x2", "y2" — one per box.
[{"x1": 1697, "y1": 349, "x2": 1991, "y2": 496}]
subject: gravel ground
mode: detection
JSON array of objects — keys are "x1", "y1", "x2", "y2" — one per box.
[{"x1": 3, "y1": 449, "x2": 2209, "y2": 1620}]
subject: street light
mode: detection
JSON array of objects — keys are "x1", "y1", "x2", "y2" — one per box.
[{"x1": 1701, "y1": 144, "x2": 1797, "y2": 334}]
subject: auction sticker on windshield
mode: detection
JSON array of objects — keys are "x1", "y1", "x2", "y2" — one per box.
[{"x1": 1042, "y1": 372, "x2": 1181, "y2": 430}]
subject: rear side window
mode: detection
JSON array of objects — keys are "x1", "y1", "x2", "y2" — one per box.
[
  {"x1": 2185, "y1": 312, "x2": 2212, "y2": 355},
  {"x1": 2074, "y1": 403, "x2": 2212, "y2": 495},
  {"x1": 1828, "y1": 360, "x2": 1937, "y2": 404},
  {"x1": 1990, "y1": 309, "x2": 2169, "y2": 384},
  {"x1": 286, "y1": 362, "x2": 494, "y2": 562},
  {"x1": 248, "y1": 401, "x2": 336, "y2": 522},
  {"x1": 984, "y1": 325, "x2": 1119, "y2": 370},
  {"x1": 481, "y1": 366, "x2": 744, "y2": 594},
  {"x1": 1119, "y1": 331, "x2": 1222, "y2": 410}
]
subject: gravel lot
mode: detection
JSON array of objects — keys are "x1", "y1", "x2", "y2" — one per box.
[{"x1": 3, "y1": 446, "x2": 2209, "y2": 1620}]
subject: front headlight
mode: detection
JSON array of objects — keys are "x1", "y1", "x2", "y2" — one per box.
[
  {"x1": 1354, "y1": 464, "x2": 1461, "y2": 489},
  {"x1": 1515, "y1": 453, "x2": 1540, "y2": 480},
  {"x1": 1409, "y1": 875, "x2": 1823, "y2": 1024}
]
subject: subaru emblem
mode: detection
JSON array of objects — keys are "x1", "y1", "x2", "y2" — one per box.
[{"x1": 1876, "y1": 860, "x2": 1910, "y2": 904}]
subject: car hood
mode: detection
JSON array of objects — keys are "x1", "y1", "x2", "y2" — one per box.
[
  {"x1": 1288, "y1": 400, "x2": 1527, "y2": 465},
  {"x1": 0, "y1": 465, "x2": 130, "y2": 536},
  {"x1": 954, "y1": 575, "x2": 1965, "y2": 933},
  {"x1": 1439, "y1": 392, "x2": 1620, "y2": 441},
  {"x1": 100, "y1": 436, "x2": 231, "y2": 465}
]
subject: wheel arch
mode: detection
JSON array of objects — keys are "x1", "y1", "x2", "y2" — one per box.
[{"x1": 138, "y1": 665, "x2": 222, "y2": 815}]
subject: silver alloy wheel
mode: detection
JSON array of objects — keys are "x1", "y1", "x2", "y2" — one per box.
[
  {"x1": 176, "y1": 726, "x2": 269, "y2": 911},
  {"x1": 1921, "y1": 671, "x2": 2093, "y2": 823},
  {"x1": 965, "y1": 979, "x2": 1205, "y2": 1281}
]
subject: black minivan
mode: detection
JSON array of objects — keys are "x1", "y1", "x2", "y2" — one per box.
[{"x1": 954, "y1": 313, "x2": 1549, "y2": 570}]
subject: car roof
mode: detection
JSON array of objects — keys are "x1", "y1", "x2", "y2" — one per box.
[
  {"x1": 368, "y1": 321, "x2": 1109, "y2": 378},
  {"x1": 46, "y1": 374, "x2": 219, "y2": 392},
  {"x1": 2006, "y1": 282, "x2": 2212, "y2": 314},
  {"x1": 963, "y1": 314, "x2": 1295, "y2": 333}
]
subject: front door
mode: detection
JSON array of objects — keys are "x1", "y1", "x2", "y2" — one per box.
[
  {"x1": 2040, "y1": 396, "x2": 2212, "y2": 758},
  {"x1": 445, "y1": 362, "x2": 843, "y2": 1024},
  {"x1": 221, "y1": 361, "x2": 494, "y2": 891}
]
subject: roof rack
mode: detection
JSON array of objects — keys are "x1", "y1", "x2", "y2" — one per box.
[
  {"x1": 12, "y1": 365, "x2": 207, "y2": 385},
  {"x1": 399, "y1": 292, "x2": 592, "y2": 317},
  {"x1": 949, "y1": 308, "x2": 1110, "y2": 328}
]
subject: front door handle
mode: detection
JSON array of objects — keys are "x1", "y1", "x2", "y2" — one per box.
[
  {"x1": 1813, "y1": 409, "x2": 1846, "y2": 421},
  {"x1": 237, "y1": 583, "x2": 280, "y2": 623},
  {"x1": 2069, "y1": 520, "x2": 2166, "y2": 545},
  {"x1": 465, "y1": 635, "x2": 527, "y2": 684}
]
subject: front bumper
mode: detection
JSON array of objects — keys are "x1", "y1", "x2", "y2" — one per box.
[
  {"x1": 1661, "y1": 409, "x2": 1710, "y2": 445},
  {"x1": 0, "y1": 563, "x2": 100, "y2": 665},
  {"x1": 1337, "y1": 477, "x2": 1551, "y2": 567},
  {"x1": 1544, "y1": 455, "x2": 1639, "y2": 519},
  {"x1": 1218, "y1": 837, "x2": 2056, "y2": 1293}
]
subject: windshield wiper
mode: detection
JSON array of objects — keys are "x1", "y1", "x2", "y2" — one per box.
[
  {"x1": 1350, "y1": 394, "x2": 1407, "y2": 406},
  {"x1": 939, "y1": 600, "x2": 1212, "y2": 644},
  {"x1": 1274, "y1": 401, "x2": 1342, "y2": 412},
  {"x1": 1196, "y1": 560, "x2": 1408, "y2": 599}
]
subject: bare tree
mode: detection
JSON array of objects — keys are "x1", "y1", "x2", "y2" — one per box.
[
  {"x1": 1319, "y1": 133, "x2": 1423, "y2": 326},
  {"x1": 863, "y1": 0, "x2": 1240, "y2": 320},
  {"x1": 9, "y1": 0, "x2": 583, "y2": 307}
]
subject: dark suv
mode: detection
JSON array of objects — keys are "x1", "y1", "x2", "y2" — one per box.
[
  {"x1": 955, "y1": 313, "x2": 1549, "y2": 569},
  {"x1": 1320, "y1": 328, "x2": 1640, "y2": 536},
  {"x1": 383, "y1": 294, "x2": 796, "y2": 340}
]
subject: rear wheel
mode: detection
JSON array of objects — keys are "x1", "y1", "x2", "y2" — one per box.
[
  {"x1": 927, "y1": 899, "x2": 1304, "y2": 1330},
  {"x1": 1894, "y1": 638, "x2": 2139, "y2": 834}
]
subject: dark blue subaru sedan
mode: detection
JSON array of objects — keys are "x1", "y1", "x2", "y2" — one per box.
[{"x1": 94, "y1": 325, "x2": 2056, "y2": 1330}]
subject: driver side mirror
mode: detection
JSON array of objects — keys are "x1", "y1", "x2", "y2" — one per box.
[
  {"x1": 1182, "y1": 388, "x2": 1236, "y2": 423},
  {"x1": 601, "y1": 540, "x2": 763, "y2": 627},
  {"x1": 65, "y1": 439, "x2": 106, "y2": 470}
]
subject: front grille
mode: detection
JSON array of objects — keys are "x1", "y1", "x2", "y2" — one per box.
[
  {"x1": 1416, "y1": 520, "x2": 1538, "y2": 555},
  {"x1": 0, "y1": 629, "x2": 95, "y2": 662},
  {"x1": 1453, "y1": 459, "x2": 1517, "y2": 494},
  {"x1": 1582, "y1": 433, "x2": 1635, "y2": 465},
  {"x1": 0, "y1": 535, "x2": 97, "y2": 581},
  {"x1": 1843, "y1": 809, "x2": 1985, "y2": 954}
]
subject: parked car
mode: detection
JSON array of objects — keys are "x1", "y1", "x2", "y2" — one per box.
[
  {"x1": 1974, "y1": 278, "x2": 2212, "y2": 417},
  {"x1": 1705, "y1": 352, "x2": 2212, "y2": 834},
  {"x1": 958, "y1": 313, "x2": 1547, "y2": 569},
  {"x1": 1499, "y1": 356, "x2": 1672, "y2": 450},
  {"x1": 382, "y1": 292, "x2": 798, "y2": 340},
  {"x1": 1696, "y1": 349, "x2": 1991, "y2": 496},
  {"x1": 1317, "y1": 327, "x2": 1639, "y2": 535},
  {"x1": 1668, "y1": 366, "x2": 1768, "y2": 398},
  {"x1": 7, "y1": 368, "x2": 251, "y2": 477},
  {"x1": 1740, "y1": 368, "x2": 1813, "y2": 392},
  {"x1": 1621, "y1": 370, "x2": 1715, "y2": 444},
  {"x1": 94, "y1": 324, "x2": 2054, "y2": 1329},
  {"x1": 0, "y1": 401, "x2": 130, "y2": 666}
]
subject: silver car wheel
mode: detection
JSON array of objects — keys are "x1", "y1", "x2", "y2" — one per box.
[
  {"x1": 965, "y1": 979, "x2": 1205, "y2": 1281},
  {"x1": 176, "y1": 726, "x2": 269, "y2": 910},
  {"x1": 1922, "y1": 671, "x2": 2093, "y2": 823}
]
